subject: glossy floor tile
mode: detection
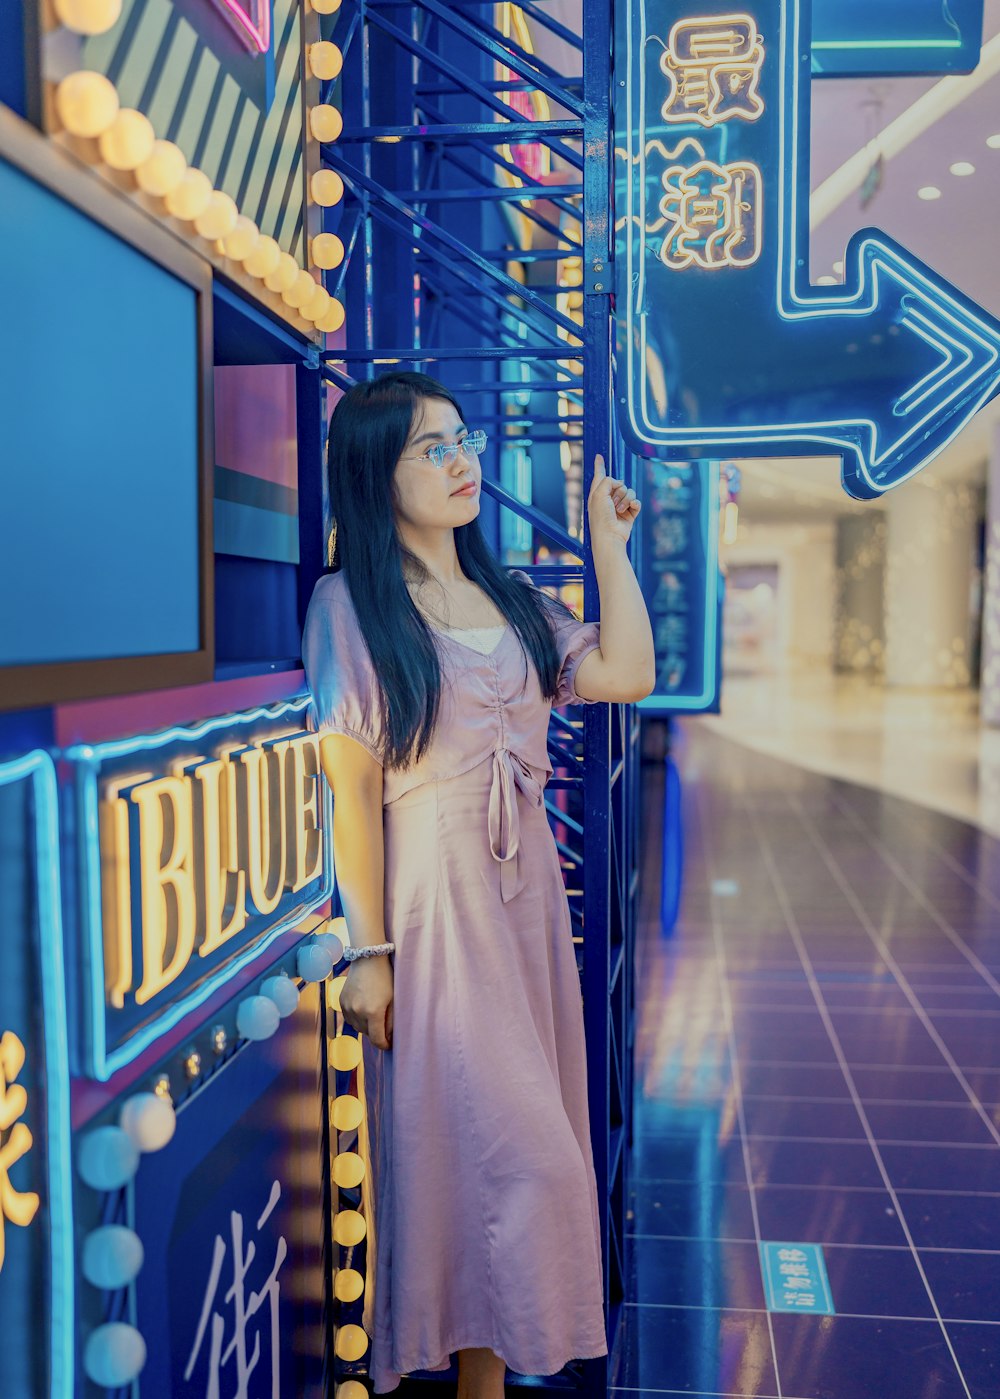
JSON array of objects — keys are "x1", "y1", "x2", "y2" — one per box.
[{"x1": 617, "y1": 726, "x2": 1000, "y2": 1397}]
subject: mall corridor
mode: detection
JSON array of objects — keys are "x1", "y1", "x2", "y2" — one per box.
[{"x1": 615, "y1": 726, "x2": 1000, "y2": 1398}]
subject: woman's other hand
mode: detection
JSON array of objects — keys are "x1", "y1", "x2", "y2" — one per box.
[
  {"x1": 340, "y1": 957, "x2": 394, "y2": 1050},
  {"x1": 587, "y1": 452, "x2": 640, "y2": 549}
]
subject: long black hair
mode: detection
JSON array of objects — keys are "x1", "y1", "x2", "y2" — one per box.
[{"x1": 326, "y1": 370, "x2": 573, "y2": 770}]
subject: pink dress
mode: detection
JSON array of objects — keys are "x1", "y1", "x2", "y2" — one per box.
[{"x1": 302, "y1": 569, "x2": 609, "y2": 1393}]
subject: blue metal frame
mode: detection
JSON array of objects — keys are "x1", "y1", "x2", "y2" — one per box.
[{"x1": 314, "y1": 1, "x2": 636, "y2": 1390}]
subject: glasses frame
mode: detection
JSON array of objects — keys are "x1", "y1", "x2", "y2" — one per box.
[{"x1": 400, "y1": 429, "x2": 488, "y2": 470}]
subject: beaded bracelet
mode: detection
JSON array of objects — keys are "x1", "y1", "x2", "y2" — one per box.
[{"x1": 342, "y1": 941, "x2": 396, "y2": 962}]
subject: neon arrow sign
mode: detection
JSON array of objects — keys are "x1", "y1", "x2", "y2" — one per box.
[{"x1": 614, "y1": 0, "x2": 1000, "y2": 500}]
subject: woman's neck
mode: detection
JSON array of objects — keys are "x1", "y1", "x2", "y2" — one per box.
[{"x1": 398, "y1": 527, "x2": 463, "y2": 587}]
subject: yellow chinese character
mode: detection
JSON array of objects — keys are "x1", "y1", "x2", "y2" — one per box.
[
  {"x1": 660, "y1": 14, "x2": 765, "y2": 127},
  {"x1": 659, "y1": 159, "x2": 762, "y2": 270},
  {"x1": 0, "y1": 1031, "x2": 40, "y2": 1274}
]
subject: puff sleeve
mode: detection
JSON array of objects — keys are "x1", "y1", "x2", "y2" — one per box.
[
  {"x1": 511, "y1": 569, "x2": 603, "y2": 707},
  {"x1": 301, "y1": 574, "x2": 385, "y2": 764}
]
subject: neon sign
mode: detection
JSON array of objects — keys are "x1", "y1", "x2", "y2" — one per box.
[
  {"x1": 211, "y1": 0, "x2": 272, "y2": 55},
  {"x1": 660, "y1": 15, "x2": 765, "y2": 126},
  {"x1": 0, "y1": 751, "x2": 73, "y2": 1397},
  {"x1": 636, "y1": 460, "x2": 722, "y2": 713},
  {"x1": 614, "y1": 0, "x2": 1000, "y2": 500},
  {"x1": 68, "y1": 700, "x2": 334, "y2": 1081},
  {"x1": 0, "y1": 1032, "x2": 40, "y2": 1273}
]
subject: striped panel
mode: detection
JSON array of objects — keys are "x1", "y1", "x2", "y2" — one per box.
[
  {"x1": 81, "y1": 0, "x2": 305, "y2": 260},
  {"x1": 214, "y1": 498, "x2": 299, "y2": 563},
  {"x1": 214, "y1": 365, "x2": 299, "y2": 562}
]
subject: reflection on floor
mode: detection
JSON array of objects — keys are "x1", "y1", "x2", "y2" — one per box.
[
  {"x1": 700, "y1": 670, "x2": 1000, "y2": 840},
  {"x1": 613, "y1": 724, "x2": 1000, "y2": 1398}
]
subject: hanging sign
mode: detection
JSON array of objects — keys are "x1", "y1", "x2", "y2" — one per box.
[
  {"x1": 67, "y1": 699, "x2": 333, "y2": 1082},
  {"x1": 811, "y1": 0, "x2": 985, "y2": 77},
  {"x1": 614, "y1": 0, "x2": 1000, "y2": 500},
  {"x1": 636, "y1": 460, "x2": 722, "y2": 713}
]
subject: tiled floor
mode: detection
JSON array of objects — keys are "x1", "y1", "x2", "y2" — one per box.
[{"x1": 612, "y1": 723, "x2": 1000, "y2": 1397}]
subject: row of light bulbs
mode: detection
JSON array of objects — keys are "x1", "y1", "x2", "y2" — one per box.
[
  {"x1": 327, "y1": 972, "x2": 374, "y2": 1380},
  {"x1": 49, "y1": 0, "x2": 348, "y2": 333}
]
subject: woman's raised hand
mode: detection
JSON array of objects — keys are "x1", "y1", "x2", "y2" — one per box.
[
  {"x1": 340, "y1": 957, "x2": 394, "y2": 1051},
  {"x1": 587, "y1": 453, "x2": 641, "y2": 548}
]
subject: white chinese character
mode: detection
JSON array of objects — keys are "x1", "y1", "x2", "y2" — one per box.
[
  {"x1": 777, "y1": 1248, "x2": 807, "y2": 1262},
  {"x1": 185, "y1": 1179, "x2": 287, "y2": 1399},
  {"x1": 779, "y1": 1262, "x2": 810, "y2": 1278}
]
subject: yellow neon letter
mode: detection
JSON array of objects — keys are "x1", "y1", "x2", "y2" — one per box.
[
  {"x1": 130, "y1": 776, "x2": 197, "y2": 1005},
  {"x1": 285, "y1": 734, "x2": 324, "y2": 892},
  {"x1": 190, "y1": 757, "x2": 249, "y2": 958}
]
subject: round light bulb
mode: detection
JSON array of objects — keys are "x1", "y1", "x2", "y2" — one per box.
[
  {"x1": 98, "y1": 108, "x2": 154, "y2": 170},
  {"x1": 297, "y1": 940, "x2": 335, "y2": 980},
  {"x1": 331, "y1": 1094, "x2": 364, "y2": 1131},
  {"x1": 194, "y1": 191, "x2": 239, "y2": 240},
  {"x1": 950, "y1": 161, "x2": 975, "y2": 176},
  {"x1": 311, "y1": 0, "x2": 342, "y2": 11},
  {"x1": 315, "y1": 298, "x2": 346, "y2": 334},
  {"x1": 119, "y1": 1092, "x2": 176, "y2": 1153},
  {"x1": 83, "y1": 1324, "x2": 147, "y2": 1387},
  {"x1": 303, "y1": 285, "x2": 333, "y2": 322},
  {"x1": 311, "y1": 232, "x2": 345, "y2": 270},
  {"x1": 56, "y1": 70, "x2": 120, "y2": 139},
  {"x1": 165, "y1": 167, "x2": 213, "y2": 221},
  {"x1": 222, "y1": 216, "x2": 259, "y2": 261},
  {"x1": 329, "y1": 1034, "x2": 362, "y2": 1071},
  {"x1": 283, "y1": 268, "x2": 319, "y2": 310},
  {"x1": 309, "y1": 42, "x2": 343, "y2": 81},
  {"x1": 260, "y1": 974, "x2": 300, "y2": 1018},
  {"x1": 264, "y1": 252, "x2": 300, "y2": 294},
  {"x1": 135, "y1": 139, "x2": 186, "y2": 196},
  {"x1": 988, "y1": 134, "x2": 1000, "y2": 150},
  {"x1": 54, "y1": 0, "x2": 123, "y2": 34},
  {"x1": 77, "y1": 1126, "x2": 140, "y2": 1191},
  {"x1": 334, "y1": 1324, "x2": 369, "y2": 1362},
  {"x1": 236, "y1": 995, "x2": 281, "y2": 1042},
  {"x1": 332, "y1": 1151, "x2": 366, "y2": 1188},
  {"x1": 332, "y1": 1210, "x2": 367, "y2": 1246},
  {"x1": 309, "y1": 105, "x2": 344, "y2": 143},
  {"x1": 82, "y1": 1225, "x2": 145, "y2": 1289},
  {"x1": 311, "y1": 169, "x2": 344, "y2": 206},
  {"x1": 336, "y1": 1381, "x2": 370, "y2": 1399},
  {"x1": 334, "y1": 1268, "x2": 364, "y2": 1302},
  {"x1": 917, "y1": 186, "x2": 942, "y2": 201},
  {"x1": 243, "y1": 234, "x2": 282, "y2": 278}
]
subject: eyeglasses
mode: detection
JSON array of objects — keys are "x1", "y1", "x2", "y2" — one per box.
[{"x1": 401, "y1": 429, "x2": 488, "y2": 470}]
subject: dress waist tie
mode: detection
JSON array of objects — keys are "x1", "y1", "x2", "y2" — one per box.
[{"x1": 488, "y1": 747, "x2": 544, "y2": 903}]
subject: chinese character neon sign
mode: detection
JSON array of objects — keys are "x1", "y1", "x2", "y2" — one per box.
[
  {"x1": 614, "y1": 0, "x2": 1000, "y2": 500},
  {"x1": 0, "y1": 1031, "x2": 40, "y2": 1274},
  {"x1": 660, "y1": 159, "x2": 762, "y2": 270},
  {"x1": 660, "y1": 14, "x2": 765, "y2": 126}
]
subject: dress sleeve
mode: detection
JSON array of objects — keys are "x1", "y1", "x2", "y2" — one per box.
[
  {"x1": 510, "y1": 569, "x2": 603, "y2": 707},
  {"x1": 301, "y1": 576, "x2": 385, "y2": 764}
]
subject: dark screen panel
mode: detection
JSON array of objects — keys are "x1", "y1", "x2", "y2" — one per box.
[{"x1": 0, "y1": 157, "x2": 201, "y2": 667}]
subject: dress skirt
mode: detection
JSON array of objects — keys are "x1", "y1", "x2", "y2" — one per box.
[{"x1": 358, "y1": 754, "x2": 609, "y2": 1393}]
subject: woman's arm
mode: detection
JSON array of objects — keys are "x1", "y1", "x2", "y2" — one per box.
[
  {"x1": 319, "y1": 734, "x2": 394, "y2": 1050},
  {"x1": 573, "y1": 456, "x2": 656, "y2": 703}
]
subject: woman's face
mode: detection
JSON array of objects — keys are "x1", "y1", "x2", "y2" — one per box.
[{"x1": 392, "y1": 395, "x2": 481, "y2": 533}]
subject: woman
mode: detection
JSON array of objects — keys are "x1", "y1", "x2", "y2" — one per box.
[{"x1": 302, "y1": 371, "x2": 654, "y2": 1397}]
